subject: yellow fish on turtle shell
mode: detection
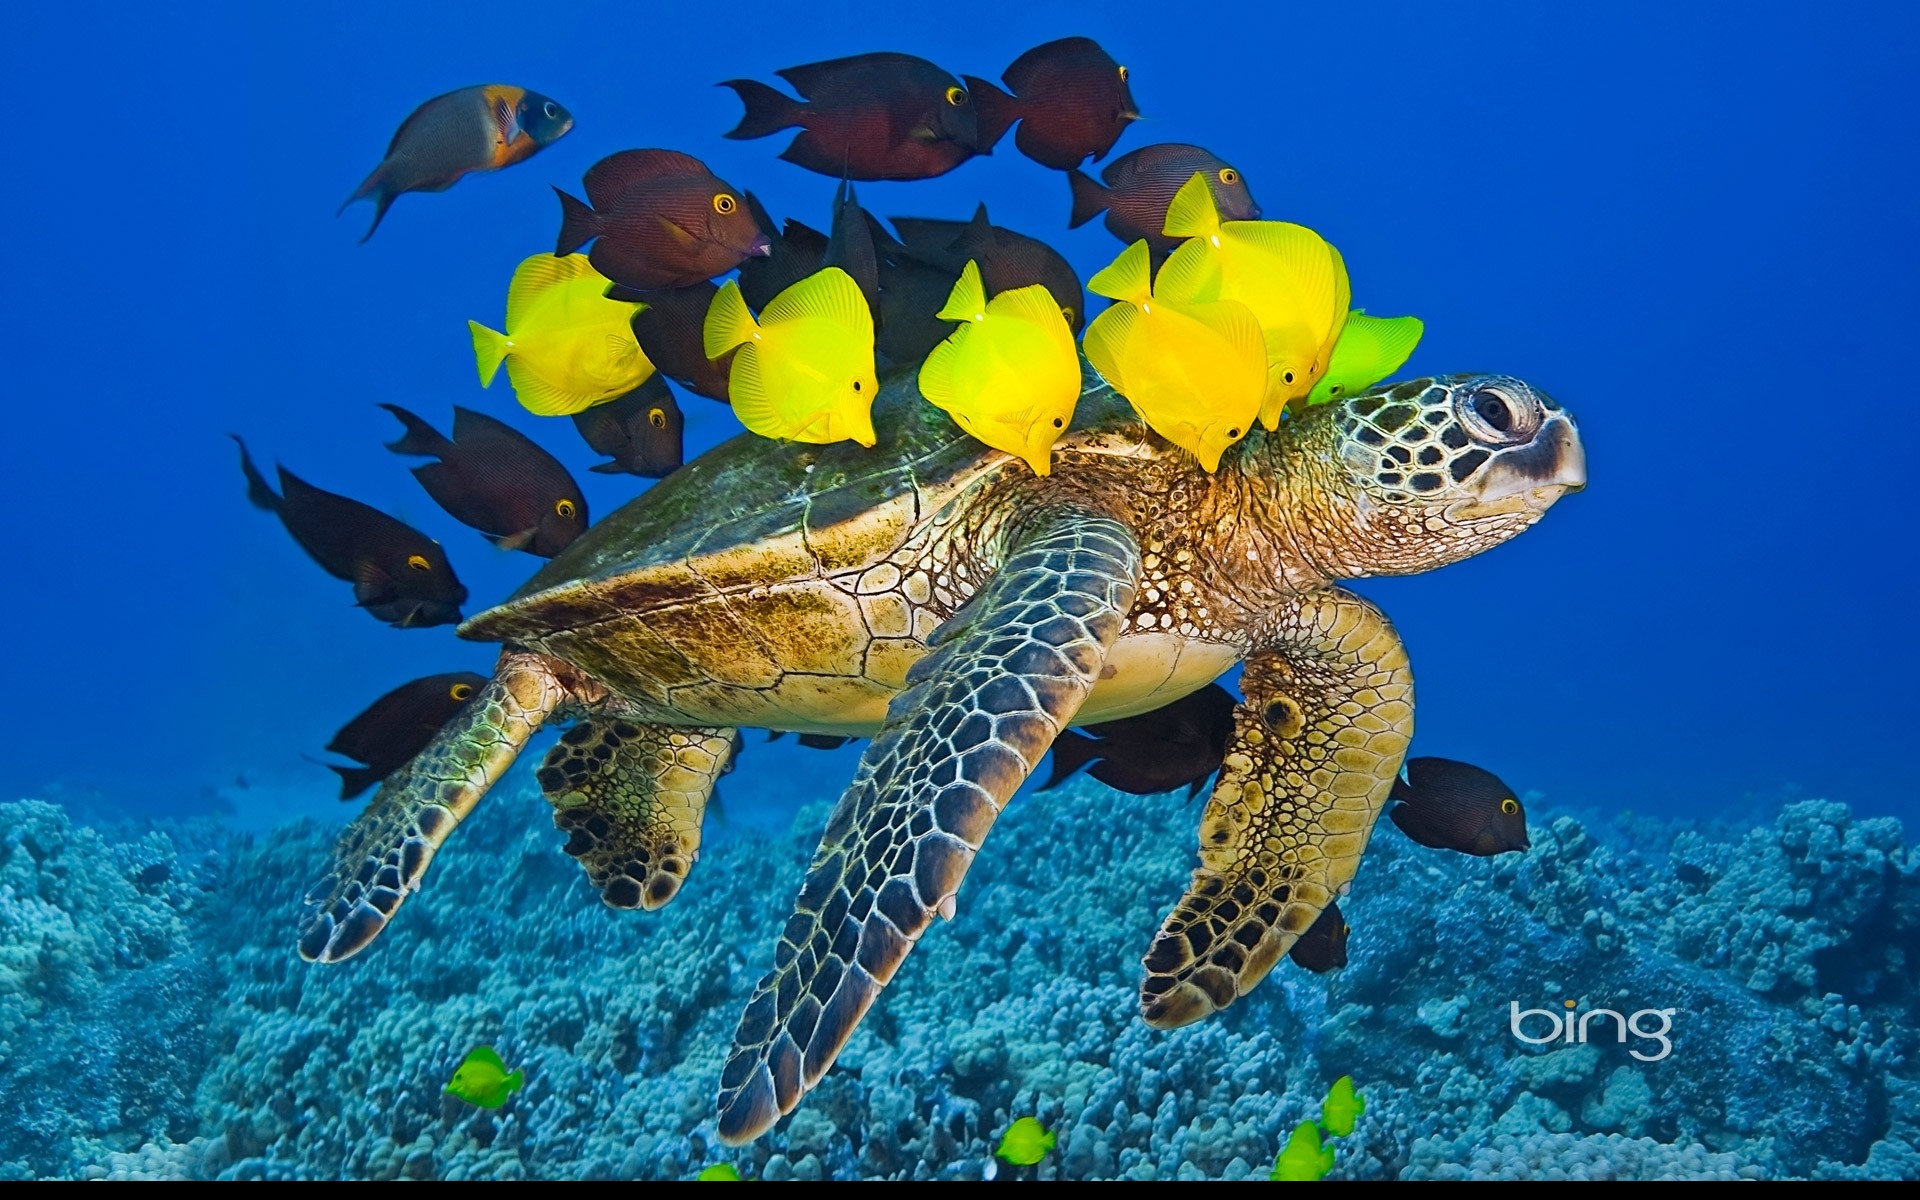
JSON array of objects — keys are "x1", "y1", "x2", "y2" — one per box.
[
  {"x1": 469, "y1": 253, "x2": 652, "y2": 417},
  {"x1": 703, "y1": 266, "x2": 880, "y2": 446}
]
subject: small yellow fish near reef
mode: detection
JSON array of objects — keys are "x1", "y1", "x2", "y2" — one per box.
[
  {"x1": 1081, "y1": 239, "x2": 1266, "y2": 472},
  {"x1": 445, "y1": 1046, "x2": 523, "y2": 1109},
  {"x1": 469, "y1": 254, "x2": 653, "y2": 417},
  {"x1": 996, "y1": 1116, "x2": 1056, "y2": 1166},
  {"x1": 696, "y1": 1164, "x2": 743, "y2": 1180},
  {"x1": 1305, "y1": 311, "x2": 1424, "y2": 407},
  {"x1": 704, "y1": 266, "x2": 879, "y2": 446},
  {"x1": 919, "y1": 261, "x2": 1081, "y2": 475},
  {"x1": 1321, "y1": 1074, "x2": 1367, "y2": 1137},
  {"x1": 1271, "y1": 1120, "x2": 1335, "y2": 1181},
  {"x1": 1157, "y1": 173, "x2": 1351, "y2": 428}
]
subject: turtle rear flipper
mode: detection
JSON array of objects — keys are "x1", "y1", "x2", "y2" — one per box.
[
  {"x1": 1140, "y1": 590, "x2": 1412, "y2": 1027},
  {"x1": 715, "y1": 510, "x2": 1140, "y2": 1145},
  {"x1": 539, "y1": 720, "x2": 737, "y2": 910},
  {"x1": 298, "y1": 651, "x2": 574, "y2": 963}
]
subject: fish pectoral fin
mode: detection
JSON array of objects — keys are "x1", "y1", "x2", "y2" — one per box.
[
  {"x1": 653, "y1": 214, "x2": 698, "y2": 247},
  {"x1": 493, "y1": 527, "x2": 539, "y2": 553}
]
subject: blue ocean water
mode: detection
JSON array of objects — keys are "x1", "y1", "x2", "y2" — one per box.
[{"x1": 2, "y1": 0, "x2": 1917, "y2": 1181}]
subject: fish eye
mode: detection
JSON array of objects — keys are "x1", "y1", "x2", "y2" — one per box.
[
  {"x1": 852, "y1": 379, "x2": 862, "y2": 392},
  {"x1": 1501, "y1": 797, "x2": 1520, "y2": 814},
  {"x1": 1059, "y1": 305, "x2": 1075, "y2": 324},
  {"x1": 406, "y1": 554, "x2": 430, "y2": 571},
  {"x1": 1341, "y1": 924, "x2": 1350, "y2": 936},
  {"x1": 648, "y1": 407, "x2": 667, "y2": 429},
  {"x1": 1052, "y1": 417, "x2": 1064, "y2": 428},
  {"x1": 543, "y1": 101, "x2": 558, "y2": 119},
  {"x1": 1330, "y1": 384, "x2": 1345, "y2": 397},
  {"x1": 1227, "y1": 427, "x2": 1241, "y2": 439},
  {"x1": 555, "y1": 498, "x2": 578, "y2": 519},
  {"x1": 712, "y1": 193, "x2": 738, "y2": 215},
  {"x1": 1282, "y1": 370, "x2": 1295, "y2": 385},
  {"x1": 1219, "y1": 168, "x2": 1240, "y2": 185},
  {"x1": 1118, "y1": 65, "x2": 1129, "y2": 82},
  {"x1": 450, "y1": 682, "x2": 474, "y2": 701},
  {"x1": 945, "y1": 85, "x2": 967, "y2": 106}
]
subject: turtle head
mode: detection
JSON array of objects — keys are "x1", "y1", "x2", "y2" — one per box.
[{"x1": 1305, "y1": 374, "x2": 1586, "y2": 576}]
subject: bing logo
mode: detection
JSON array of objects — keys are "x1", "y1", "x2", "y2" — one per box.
[{"x1": 1510, "y1": 999, "x2": 1675, "y2": 1062}]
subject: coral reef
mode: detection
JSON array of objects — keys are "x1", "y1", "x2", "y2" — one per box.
[{"x1": 1, "y1": 772, "x2": 1915, "y2": 1180}]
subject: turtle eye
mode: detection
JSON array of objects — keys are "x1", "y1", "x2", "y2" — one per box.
[
  {"x1": 1501, "y1": 797, "x2": 1520, "y2": 815},
  {"x1": 945, "y1": 85, "x2": 967, "y2": 106},
  {"x1": 450, "y1": 682, "x2": 474, "y2": 701},
  {"x1": 1218, "y1": 167, "x2": 1240, "y2": 185},
  {"x1": 406, "y1": 554, "x2": 430, "y2": 571},
  {"x1": 1456, "y1": 381, "x2": 1539, "y2": 444},
  {"x1": 712, "y1": 193, "x2": 737, "y2": 215},
  {"x1": 1118, "y1": 65, "x2": 1129, "y2": 82}
]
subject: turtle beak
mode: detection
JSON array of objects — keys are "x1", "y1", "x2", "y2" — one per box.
[{"x1": 1450, "y1": 416, "x2": 1587, "y2": 520}]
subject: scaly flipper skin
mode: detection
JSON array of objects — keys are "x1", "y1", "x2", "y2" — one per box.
[
  {"x1": 298, "y1": 651, "x2": 571, "y2": 963},
  {"x1": 714, "y1": 511, "x2": 1141, "y2": 1145},
  {"x1": 1140, "y1": 591, "x2": 1412, "y2": 1027},
  {"x1": 538, "y1": 720, "x2": 737, "y2": 910}
]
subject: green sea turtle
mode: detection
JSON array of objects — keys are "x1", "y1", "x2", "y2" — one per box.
[{"x1": 297, "y1": 364, "x2": 1585, "y2": 1144}]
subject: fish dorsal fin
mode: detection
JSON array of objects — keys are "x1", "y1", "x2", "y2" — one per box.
[
  {"x1": 507, "y1": 253, "x2": 600, "y2": 329},
  {"x1": 1350, "y1": 312, "x2": 1425, "y2": 374},
  {"x1": 1161, "y1": 172, "x2": 1222, "y2": 241},
  {"x1": 937, "y1": 261, "x2": 988, "y2": 322},
  {"x1": 702, "y1": 280, "x2": 760, "y2": 359},
  {"x1": 761, "y1": 267, "x2": 872, "y2": 337},
  {"x1": 582, "y1": 148, "x2": 709, "y2": 208},
  {"x1": 1232, "y1": 221, "x2": 1339, "y2": 308},
  {"x1": 1154, "y1": 237, "x2": 1223, "y2": 305},
  {"x1": 1081, "y1": 302, "x2": 1143, "y2": 391},
  {"x1": 1328, "y1": 244, "x2": 1353, "y2": 337},
  {"x1": 988, "y1": 281, "x2": 1072, "y2": 339},
  {"x1": 956, "y1": 203, "x2": 995, "y2": 255},
  {"x1": 468, "y1": 1045, "x2": 507, "y2": 1072},
  {"x1": 1088, "y1": 240, "x2": 1153, "y2": 304}
]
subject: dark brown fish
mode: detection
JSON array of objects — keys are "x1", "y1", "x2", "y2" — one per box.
[
  {"x1": 737, "y1": 192, "x2": 829, "y2": 311},
  {"x1": 610, "y1": 281, "x2": 735, "y2": 404},
  {"x1": 869, "y1": 216, "x2": 964, "y2": 367},
  {"x1": 1388, "y1": 757, "x2": 1532, "y2": 856},
  {"x1": 380, "y1": 404, "x2": 587, "y2": 558},
  {"x1": 1287, "y1": 901, "x2": 1350, "y2": 973},
  {"x1": 1067, "y1": 143, "x2": 1260, "y2": 252},
  {"x1": 767, "y1": 730, "x2": 855, "y2": 750},
  {"x1": 325, "y1": 672, "x2": 489, "y2": 799},
  {"x1": 825, "y1": 180, "x2": 882, "y2": 314},
  {"x1": 1042, "y1": 683, "x2": 1237, "y2": 796},
  {"x1": 232, "y1": 436, "x2": 466, "y2": 628},
  {"x1": 890, "y1": 203, "x2": 1085, "y2": 330},
  {"x1": 554, "y1": 149, "x2": 771, "y2": 291},
  {"x1": 340, "y1": 85, "x2": 573, "y2": 242},
  {"x1": 965, "y1": 37, "x2": 1138, "y2": 171},
  {"x1": 571, "y1": 377, "x2": 684, "y2": 478},
  {"x1": 722, "y1": 52, "x2": 985, "y2": 181}
]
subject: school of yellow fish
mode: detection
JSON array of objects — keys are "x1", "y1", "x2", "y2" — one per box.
[{"x1": 469, "y1": 169, "x2": 1423, "y2": 475}]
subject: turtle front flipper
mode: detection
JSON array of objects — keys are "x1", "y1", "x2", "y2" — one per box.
[
  {"x1": 538, "y1": 720, "x2": 737, "y2": 910},
  {"x1": 298, "y1": 650, "x2": 575, "y2": 963},
  {"x1": 1140, "y1": 590, "x2": 1412, "y2": 1027},
  {"x1": 715, "y1": 510, "x2": 1140, "y2": 1145}
]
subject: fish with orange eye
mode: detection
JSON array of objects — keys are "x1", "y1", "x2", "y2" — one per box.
[
  {"x1": 323, "y1": 672, "x2": 490, "y2": 799},
  {"x1": 380, "y1": 405, "x2": 588, "y2": 558},
  {"x1": 890, "y1": 202, "x2": 1084, "y2": 332},
  {"x1": 232, "y1": 436, "x2": 467, "y2": 628},
  {"x1": 965, "y1": 37, "x2": 1140, "y2": 171},
  {"x1": 571, "y1": 376, "x2": 685, "y2": 478},
  {"x1": 1286, "y1": 901, "x2": 1350, "y2": 973},
  {"x1": 722, "y1": 52, "x2": 985, "y2": 181},
  {"x1": 339, "y1": 85, "x2": 572, "y2": 243},
  {"x1": 554, "y1": 149, "x2": 771, "y2": 291},
  {"x1": 610, "y1": 280, "x2": 736, "y2": 404},
  {"x1": 1067, "y1": 143, "x2": 1259, "y2": 253}
]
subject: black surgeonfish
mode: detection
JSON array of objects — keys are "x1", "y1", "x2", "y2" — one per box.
[
  {"x1": 232, "y1": 436, "x2": 466, "y2": 628},
  {"x1": 325, "y1": 672, "x2": 489, "y2": 799},
  {"x1": 722, "y1": 52, "x2": 986, "y2": 181},
  {"x1": 1067, "y1": 143, "x2": 1259, "y2": 253},
  {"x1": 866, "y1": 214, "x2": 965, "y2": 366},
  {"x1": 572, "y1": 377, "x2": 685, "y2": 478},
  {"x1": 1042, "y1": 683, "x2": 1237, "y2": 797},
  {"x1": 890, "y1": 203, "x2": 1085, "y2": 330},
  {"x1": 340, "y1": 85, "x2": 572, "y2": 243},
  {"x1": 737, "y1": 193, "x2": 830, "y2": 311},
  {"x1": 555, "y1": 149, "x2": 771, "y2": 291},
  {"x1": 1388, "y1": 757, "x2": 1532, "y2": 856},
  {"x1": 965, "y1": 37, "x2": 1139, "y2": 170},
  {"x1": 380, "y1": 405, "x2": 587, "y2": 558},
  {"x1": 613, "y1": 281, "x2": 735, "y2": 403},
  {"x1": 1287, "y1": 901, "x2": 1350, "y2": 973}
]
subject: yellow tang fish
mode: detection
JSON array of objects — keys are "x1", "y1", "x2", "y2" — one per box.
[
  {"x1": 469, "y1": 254, "x2": 653, "y2": 417},
  {"x1": 1304, "y1": 311, "x2": 1425, "y2": 407},
  {"x1": 703, "y1": 267, "x2": 879, "y2": 446},
  {"x1": 1158, "y1": 173, "x2": 1350, "y2": 429},
  {"x1": 445, "y1": 1045, "x2": 523, "y2": 1109},
  {"x1": 918, "y1": 261, "x2": 1082, "y2": 475},
  {"x1": 1081, "y1": 240, "x2": 1266, "y2": 473}
]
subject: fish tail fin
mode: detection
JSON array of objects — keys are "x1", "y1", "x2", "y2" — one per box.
[
  {"x1": 378, "y1": 403, "x2": 454, "y2": 458},
  {"x1": 1041, "y1": 729, "x2": 1100, "y2": 790},
  {"x1": 329, "y1": 763, "x2": 384, "y2": 801},
  {"x1": 505, "y1": 1069, "x2": 524, "y2": 1094},
  {"x1": 355, "y1": 189, "x2": 399, "y2": 244},
  {"x1": 720, "y1": 79, "x2": 803, "y2": 141},
  {"x1": 552, "y1": 187, "x2": 602, "y2": 256},
  {"x1": 1087, "y1": 239, "x2": 1154, "y2": 304},
  {"x1": 964, "y1": 76, "x2": 1019, "y2": 152},
  {"x1": 1161, "y1": 171, "x2": 1222, "y2": 241},
  {"x1": 230, "y1": 435, "x2": 280, "y2": 512},
  {"x1": 701, "y1": 279, "x2": 759, "y2": 359},
  {"x1": 1066, "y1": 169, "x2": 1108, "y2": 229},
  {"x1": 469, "y1": 321, "x2": 510, "y2": 387},
  {"x1": 935, "y1": 260, "x2": 988, "y2": 322}
]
